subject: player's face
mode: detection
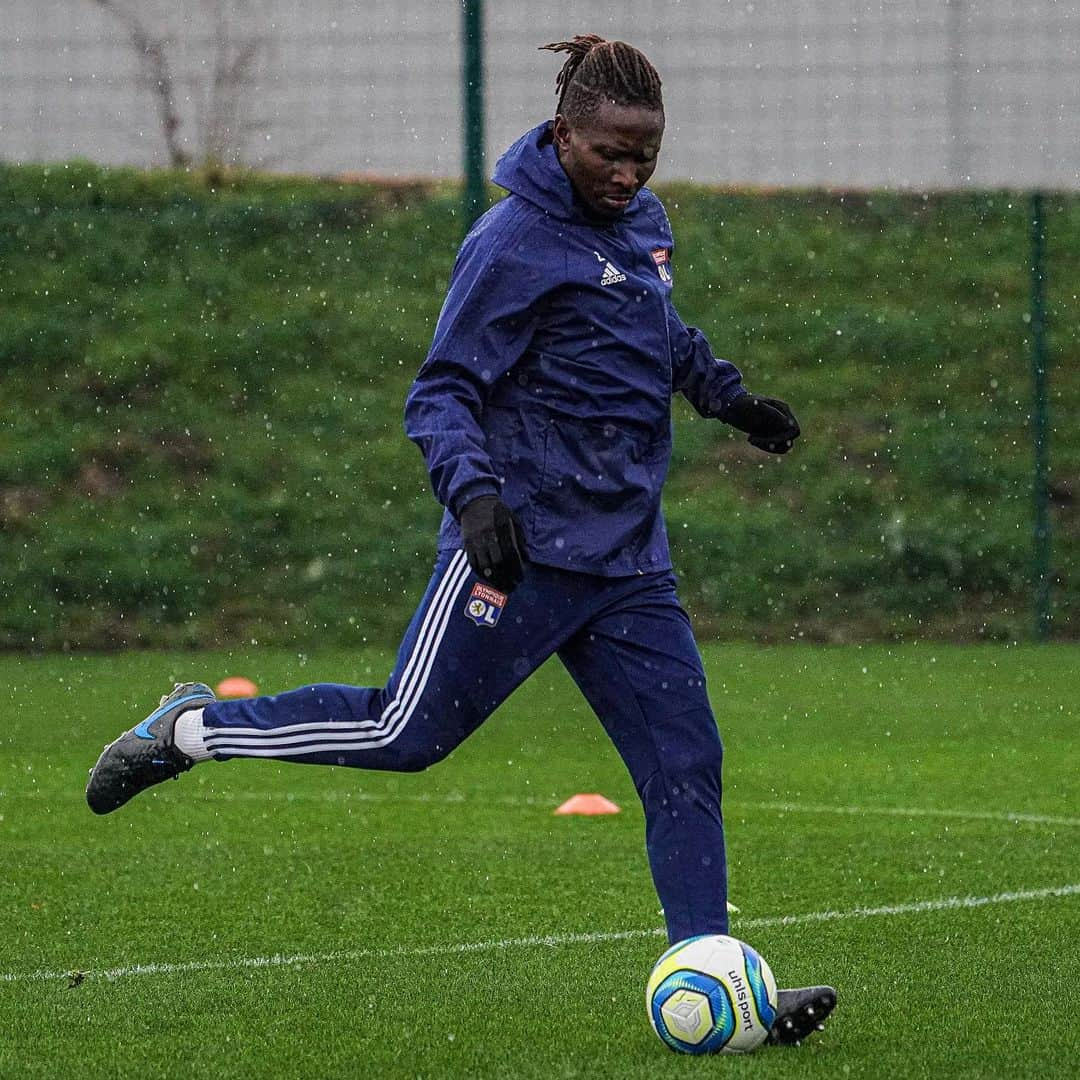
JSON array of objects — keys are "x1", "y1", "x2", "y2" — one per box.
[{"x1": 553, "y1": 102, "x2": 665, "y2": 219}]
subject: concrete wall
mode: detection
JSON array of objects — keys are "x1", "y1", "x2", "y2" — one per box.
[{"x1": 3, "y1": 0, "x2": 1078, "y2": 188}]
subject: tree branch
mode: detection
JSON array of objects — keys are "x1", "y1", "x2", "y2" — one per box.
[{"x1": 91, "y1": 0, "x2": 191, "y2": 167}]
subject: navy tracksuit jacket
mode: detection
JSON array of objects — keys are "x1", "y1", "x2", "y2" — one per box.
[
  {"x1": 202, "y1": 122, "x2": 750, "y2": 943},
  {"x1": 406, "y1": 120, "x2": 746, "y2": 574}
]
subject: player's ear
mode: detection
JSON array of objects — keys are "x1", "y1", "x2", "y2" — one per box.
[{"x1": 552, "y1": 114, "x2": 572, "y2": 153}]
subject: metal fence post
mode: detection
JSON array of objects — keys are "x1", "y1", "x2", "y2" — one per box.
[
  {"x1": 1030, "y1": 191, "x2": 1052, "y2": 640},
  {"x1": 462, "y1": 0, "x2": 486, "y2": 231}
]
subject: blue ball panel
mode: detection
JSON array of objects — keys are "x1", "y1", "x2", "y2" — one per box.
[
  {"x1": 739, "y1": 942, "x2": 777, "y2": 1030},
  {"x1": 651, "y1": 970, "x2": 736, "y2": 1054}
]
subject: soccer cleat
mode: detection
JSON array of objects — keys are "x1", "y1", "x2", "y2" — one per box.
[
  {"x1": 767, "y1": 985, "x2": 838, "y2": 1046},
  {"x1": 86, "y1": 682, "x2": 215, "y2": 815}
]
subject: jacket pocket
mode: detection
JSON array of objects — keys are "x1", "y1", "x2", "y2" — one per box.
[{"x1": 532, "y1": 415, "x2": 669, "y2": 561}]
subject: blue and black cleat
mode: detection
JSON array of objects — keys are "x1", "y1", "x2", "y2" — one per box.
[
  {"x1": 86, "y1": 682, "x2": 215, "y2": 815},
  {"x1": 767, "y1": 985, "x2": 838, "y2": 1045}
]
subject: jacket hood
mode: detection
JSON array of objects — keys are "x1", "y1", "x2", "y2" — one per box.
[{"x1": 491, "y1": 120, "x2": 649, "y2": 226}]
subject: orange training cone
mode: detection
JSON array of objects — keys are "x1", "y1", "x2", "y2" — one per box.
[
  {"x1": 554, "y1": 793, "x2": 621, "y2": 816},
  {"x1": 216, "y1": 676, "x2": 259, "y2": 698}
]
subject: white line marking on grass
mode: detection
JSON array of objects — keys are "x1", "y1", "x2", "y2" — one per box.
[
  {"x1": 3, "y1": 883, "x2": 1077, "y2": 987},
  {"x1": 4, "y1": 787, "x2": 1077, "y2": 828},
  {"x1": 4, "y1": 786, "x2": 1075, "y2": 825},
  {"x1": 730, "y1": 800, "x2": 1080, "y2": 829},
  {"x1": 132, "y1": 790, "x2": 1080, "y2": 828},
  {"x1": 737, "y1": 882, "x2": 1080, "y2": 928},
  {"x1": 191, "y1": 792, "x2": 1080, "y2": 828}
]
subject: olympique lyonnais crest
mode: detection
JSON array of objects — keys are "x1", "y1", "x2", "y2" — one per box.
[
  {"x1": 651, "y1": 247, "x2": 672, "y2": 283},
  {"x1": 464, "y1": 582, "x2": 507, "y2": 627}
]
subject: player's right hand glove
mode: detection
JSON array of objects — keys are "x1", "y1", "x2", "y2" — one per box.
[
  {"x1": 722, "y1": 393, "x2": 801, "y2": 454},
  {"x1": 459, "y1": 495, "x2": 528, "y2": 594}
]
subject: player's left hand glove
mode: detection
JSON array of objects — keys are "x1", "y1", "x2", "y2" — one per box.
[
  {"x1": 459, "y1": 495, "x2": 529, "y2": 594},
  {"x1": 722, "y1": 393, "x2": 801, "y2": 454}
]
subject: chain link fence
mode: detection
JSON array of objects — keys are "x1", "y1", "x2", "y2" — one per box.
[{"x1": 3, "y1": 0, "x2": 1079, "y2": 187}]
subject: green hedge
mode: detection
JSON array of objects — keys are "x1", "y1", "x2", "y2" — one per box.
[{"x1": 1, "y1": 162, "x2": 1077, "y2": 648}]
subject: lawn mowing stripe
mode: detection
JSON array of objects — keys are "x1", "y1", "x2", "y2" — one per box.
[{"x1": 3, "y1": 883, "x2": 1077, "y2": 987}]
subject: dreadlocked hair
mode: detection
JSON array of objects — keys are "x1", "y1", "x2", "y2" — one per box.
[{"x1": 539, "y1": 34, "x2": 663, "y2": 123}]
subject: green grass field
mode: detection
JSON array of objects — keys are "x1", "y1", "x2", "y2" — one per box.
[{"x1": 3, "y1": 644, "x2": 1078, "y2": 1078}]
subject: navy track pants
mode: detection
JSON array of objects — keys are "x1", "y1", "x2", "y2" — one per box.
[{"x1": 202, "y1": 549, "x2": 728, "y2": 942}]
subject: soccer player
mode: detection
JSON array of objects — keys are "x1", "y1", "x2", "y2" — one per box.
[{"x1": 87, "y1": 35, "x2": 835, "y2": 1045}]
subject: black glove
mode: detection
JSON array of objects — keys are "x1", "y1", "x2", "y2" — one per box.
[
  {"x1": 722, "y1": 394, "x2": 801, "y2": 454},
  {"x1": 459, "y1": 496, "x2": 528, "y2": 594}
]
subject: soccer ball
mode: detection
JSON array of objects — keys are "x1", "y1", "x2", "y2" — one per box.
[{"x1": 646, "y1": 934, "x2": 778, "y2": 1054}]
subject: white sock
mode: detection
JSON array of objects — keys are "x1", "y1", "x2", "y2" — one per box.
[{"x1": 173, "y1": 707, "x2": 214, "y2": 762}]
